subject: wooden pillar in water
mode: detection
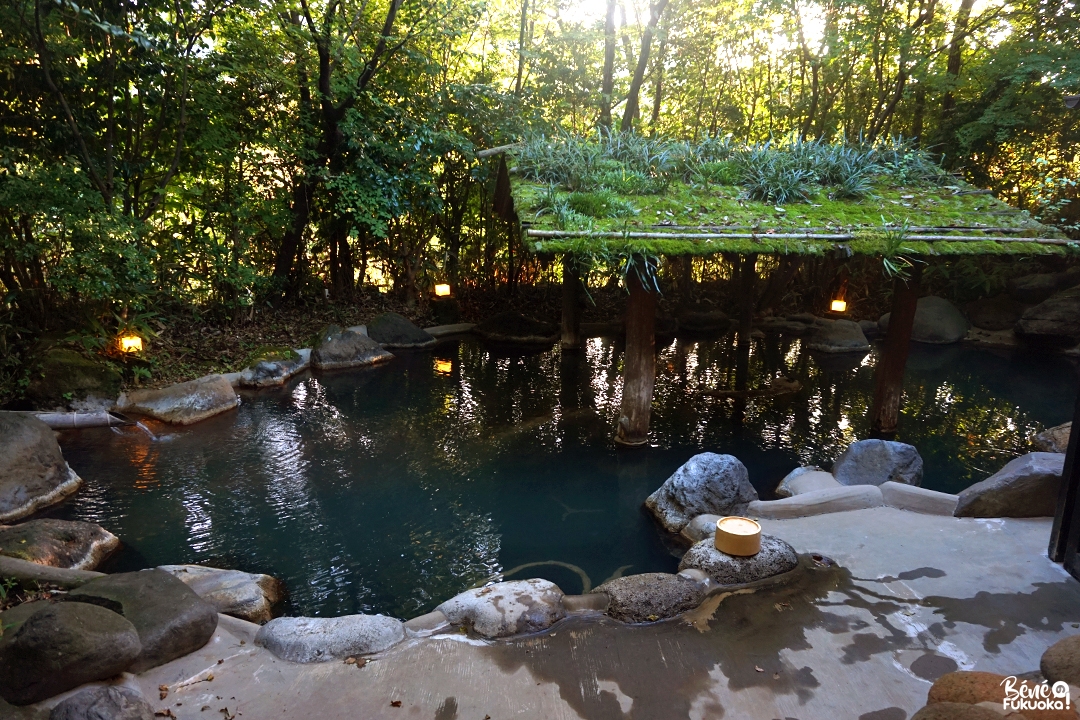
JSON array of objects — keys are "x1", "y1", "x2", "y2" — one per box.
[
  {"x1": 869, "y1": 265, "x2": 922, "y2": 438},
  {"x1": 733, "y1": 254, "x2": 757, "y2": 425},
  {"x1": 561, "y1": 256, "x2": 583, "y2": 350},
  {"x1": 615, "y1": 270, "x2": 656, "y2": 447}
]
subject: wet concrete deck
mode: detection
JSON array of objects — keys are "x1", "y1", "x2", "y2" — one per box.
[{"x1": 10, "y1": 508, "x2": 1080, "y2": 720}]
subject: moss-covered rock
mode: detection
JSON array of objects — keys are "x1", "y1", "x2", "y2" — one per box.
[{"x1": 25, "y1": 348, "x2": 121, "y2": 407}]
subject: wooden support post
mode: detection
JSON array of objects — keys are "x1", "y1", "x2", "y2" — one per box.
[
  {"x1": 1050, "y1": 382, "x2": 1080, "y2": 564},
  {"x1": 615, "y1": 270, "x2": 656, "y2": 447},
  {"x1": 869, "y1": 266, "x2": 922, "y2": 438},
  {"x1": 561, "y1": 256, "x2": 582, "y2": 350}
]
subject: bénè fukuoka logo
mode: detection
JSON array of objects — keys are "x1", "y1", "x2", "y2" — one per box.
[{"x1": 1000, "y1": 676, "x2": 1071, "y2": 712}]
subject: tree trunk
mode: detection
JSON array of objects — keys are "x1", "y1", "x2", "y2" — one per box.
[
  {"x1": 941, "y1": 0, "x2": 975, "y2": 120},
  {"x1": 620, "y1": 0, "x2": 670, "y2": 133},
  {"x1": 561, "y1": 256, "x2": 583, "y2": 350},
  {"x1": 514, "y1": 0, "x2": 529, "y2": 96},
  {"x1": 599, "y1": 0, "x2": 617, "y2": 131},
  {"x1": 615, "y1": 270, "x2": 656, "y2": 446},
  {"x1": 869, "y1": 266, "x2": 923, "y2": 438}
]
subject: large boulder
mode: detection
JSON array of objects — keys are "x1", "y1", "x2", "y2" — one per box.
[
  {"x1": 807, "y1": 319, "x2": 870, "y2": 353},
  {"x1": 0, "y1": 555, "x2": 102, "y2": 590},
  {"x1": 117, "y1": 374, "x2": 239, "y2": 425},
  {"x1": 1034, "y1": 422, "x2": 1071, "y2": 453},
  {"x1": 366, "y1": 313, "x2": 437, "y2": 349},
  {"x1": 0, "y1": 414, "x2": 82, "y2": 522},
  {"x1": 158, "y1": 564, "x2": 284, "y2": 624},
  {"x1": 436, "y1": 579, "x2": 565, "y2": 638},
  {"x1": 773, "y1": 466, "x2": 838, "y2": 498},
  {"x1": 879, "y1": 296, "x2": 970, "y2": 344},
  {"x1": 678, "y1": 535, "x2": 798, "y2": 585},
  {"x1": 1016, "y1": 286, "x2": 1080, "y2": 344},
  {"x1": 911, "y1": 703, "x2": 1009, "y2": 720},
  {"x1": 0, "y1": 601, "x2": 141, "y2": 706},
  {"x1": 1008, "y1": 268, "x2": 1080, "y2": 304},
  {"x1": 1041, "y1": 634, "x2": 1080, "y2": 686},
  {"x1": 592, "y1": 573, "x2": 705, "y2": 624},
  {"x1": 645, "y1": 453, "x2": 758, "y2": 533},
  {"x1": 311, "y1": 325, "x2": 394, "y2": 370},
  {"x1": 65, "y1": 569, "x2": 218, "y2": 672},
  {"x1": 238, "y1": 349, "x2": 310, "y2": 389},
  {"x1": 255, "y1": 614, "x2": 405, "y2": 663},
  {"x1": 50, "y1": 686, "x2": 154, "y2": 720},
  {"x1": 831, "y1": 439, "x2": 923, "y2": 487},
  {"x1": 955, "y1": 452, "x2": 1063, "y2": 518},
  {"x1": 0, "y1": 519, "x2": 118, "y2": 570},
  {"x1": 475, "y1": 312, "x2": 558, "y2": 345},
  {"x1": 966, "y1": 295, "x2": 1026, "y2": 331},
  {"x1": 677, "y1": 307, "x2": 731, "y2": 334},
  {"x1": 25, "y1": 347, "x2": 122, "y2": 409}
]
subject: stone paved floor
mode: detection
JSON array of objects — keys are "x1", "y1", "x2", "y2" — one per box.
[{"x1": 8, "y1": 508, "x2": 1080, "y2": 720}]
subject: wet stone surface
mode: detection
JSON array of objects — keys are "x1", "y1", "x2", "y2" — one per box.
[{"x1": 592, "y1": 572, "x2": 705, "y2": 624}]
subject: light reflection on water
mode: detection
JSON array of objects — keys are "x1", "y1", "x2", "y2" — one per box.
[{"x1": 49, "y1": 337, "x2": 1076, "y2": 619}]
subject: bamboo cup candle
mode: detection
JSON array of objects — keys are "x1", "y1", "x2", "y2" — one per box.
[{"x1": 714, "y1": 516, "x2": 762, "y2": 556}]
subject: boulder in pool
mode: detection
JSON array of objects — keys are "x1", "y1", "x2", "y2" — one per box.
[
  {"x1": 117, "y1": 374, "x2": 239, "y2": 425},
  {"x1": 831, "y1": 439, "x2": 923, "y2": 487},
  {"x1": 1008, "y1": 269, "x2": 1080, "y2": 304},
  {"x1": 366, "y1": 312, "x2": 437, "y2": 349},
  {"x1": 879, "y1": 296, "x2": 970, "y2": 344},
  {"x1": 475, "y1": 312, "x2": 558, "y2": 345},
  {"x1": 255, "y1": 614, "x2": 405, "y2": 663},
  {"x1": 966, "y1": 295, "x2": 1026, "y2": 331},
  {"x1": 645, "y1": 453, "x2": 758, "y2": 533},
  {"x1": 678, "y1": 535, "x2": 798, "y2": 585},
  {"x1": 677, "y1": 306, "x2": 731, "y2": 334},
  {"x1": 1034, "y1": 422, "x2": 1071, "y2": 453},
  {"x1": 0, "y1": 519, "x2": 118, "y2": 570},
  {"x1": 0, "y1": 600, "x2": 141, "y2": 706},
  {"x1": 25, "y1": 347, "x2": 122, "y2": 409},
  {"x1": 774, "y1": 466, "x2": 838, "y2": 498},
  {"x1": 65, "y1": 569, "x2": 218, "y2": 672},
  {"x1": 239, "y1": 349, "x2": 310, "y2": 388},
  {"x1": 158, "y1": 564, "x2": 284, "y2": 624},
  {"x1": 593, "y1": 572, "x2": 705, "y2": 623},
  {"x1": 955, "y1": 452, "x2": 1063, "y2": 518},
  {"x1": 50, "y1": 685, "x2": 155, "y2": 720},
  {"x1": 436, "y1": 578, "x2": 565, "y2": 638},
  {"x1": 807, "y1": 319, "x2": 870, "y2": 353},
  {"x1": 1016, "y1": 286, "x2": 1080, "y2": 345},
  {"x1": 0, "y1": 414, "x2": 83, "y2": 522},
  {"x1": 311, "y1": 325, "x2": 394, "y2": 370}
]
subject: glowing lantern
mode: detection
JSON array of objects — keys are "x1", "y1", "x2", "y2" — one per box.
[
  {"x1": 830, "y1": 299, "x2": 848, "y2": 313},
  {"x1": 119, "y1": 335, "x2": 143, "y2": 353},
  {"x1": 434, "y1": 284, "x2": 451, "y2": 297},
  {"x1": 435, "y1": 359, "x2": 453, "y2": 374}
]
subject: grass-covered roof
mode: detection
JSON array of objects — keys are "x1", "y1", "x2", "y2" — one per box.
[{"x1": 507, "y1": 134, "x2": 1071, "y2": 258}]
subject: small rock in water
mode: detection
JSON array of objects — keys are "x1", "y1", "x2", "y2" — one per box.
[
  {"x1": 255, "y1": 614, "x2": 405, "y2": 663},
  {"x1": 879, "y1": 296, "x2": 969, "y2": 344},
  {"x1": 0, "y1": 519, "x2": 118, "y2": 570},
  {"x1": 436, "y1": 579, "x2": 565, "y2": 638},
  {"x1": 831, "y1": 439, "x2": 923, "y2": 487},
  {"x1": 0, "y1": 601, "x2": 142, "y2": 706},
  {"x1": 954, "y1": 452, "x2": 1063, "y2": 518},
  {"x1": 678, "y1": 535, "x2": 798, "y2": 585},
  {"x1": 806, "y1": 319, "x2": 870, "y2": 353},
  {"x1": 50, "y1": 685, "x2": 155, "y2": 720},
  {"x1": 773, "y1": 466, "x2": 836, "y2": 498},
  {"x1": 592, "y1": 573, "x2": 705, "y2": 624},
  {"x1": 366, "y1": 313, "x2": 437, "y2": 348},
  {"x1": 645, "y1": 453, "x2": 758, "y2": 533}
]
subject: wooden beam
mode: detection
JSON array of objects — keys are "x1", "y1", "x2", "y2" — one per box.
[
  {"x1": 561, "y1": 257, "x2": 583, "y2": 350},
  {"x1": 869, "y1": 266, "x2": 922, "y2": 438},
  {"x1": 476, "y1": 142, "x2": 524, "y2": 159},
  {"x1": 615, "y1": 269, "x2": 656, "y2": 447}
]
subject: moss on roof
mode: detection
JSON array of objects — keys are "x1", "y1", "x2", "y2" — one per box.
[{"x1": 511, "y1": 178, "x2": 1071, "y2": 257}]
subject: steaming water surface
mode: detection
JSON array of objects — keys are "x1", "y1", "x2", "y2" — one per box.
[{"x1": 49, "y1": 336, "x2": 1076, "y2": 618}]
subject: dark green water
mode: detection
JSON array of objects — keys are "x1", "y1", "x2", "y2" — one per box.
[{"x1": 48, "y1": 336, "x2": 1076, "y2": 619}]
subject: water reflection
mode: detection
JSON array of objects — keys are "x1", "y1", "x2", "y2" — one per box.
[{"x1": 51, "y1": 336, "x2": 1075, "y2": 618}]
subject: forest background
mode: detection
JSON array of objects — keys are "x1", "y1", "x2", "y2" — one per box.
[{"x1": 1, "y1": 0, "x2": 1078, "y2": 396}]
